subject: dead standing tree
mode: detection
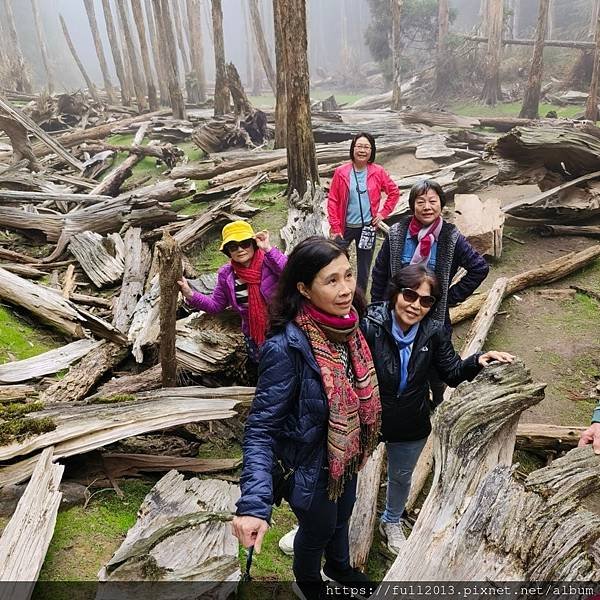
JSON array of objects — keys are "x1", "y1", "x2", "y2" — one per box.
[
  {"x1": 187, "y1": 0, "x2": 207, "y2": 103},
  {"x1": 1, "y1": 0, "x2": 32, "y2": 93},
  {"x1": 211, "y1": 0, "x2": 231, "y2": 116},
  {"x1": 249, "y1": 0, "x2": 276, "y2": 95},
  {"x1": 83, "y1": 0, "x2": 116, "y2": 104},
  {"x1": 152, "y1": 0, "x2": 186, "y2": 119},
  {"x1": 277, "y1": 0, "x2": 319, "y2": 198},
  {"x1": 130, "y1": 0, "x2": 159, "y2": 111},
  {"x1": 273, "y1": 0, "x2": 287, "y2": 148},
  {"x1": 391, "y1": 0, "x2": 404, "y2": 110},
  {"x1": 144, "y1": 0, "x2": 169, "y2": 106},
  {"x1": 101, "y1": 0, "x2": 132, "y2": 106},
  {"x1": 30, "y1": 0, "x2": 55, "y2": 94},
  {"x1": 172, "y1": 0, "x2": 192, "y2": 86},
  {"x1": 586, "y1": 4, "x2": 600, "y2": 121},
  {"x1": 519, "y1": 0, "x2": 550, "y2": 119},
  {"x1": 480, "y1": 0, "x2": 504, "y2": 105},
  {"x1": 116, "y1": 0, "x2": 148, "y2": 113},
  {"x1": 434, "y1": 0, "x2": 449, "y2": 97}
]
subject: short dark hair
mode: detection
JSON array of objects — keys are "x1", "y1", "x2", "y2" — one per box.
[
  {"x1": 407, "y1": 179, "x2": 446, "y2": 213},
  {"x1": 387, "y1": 265, "x2": 441, "y2": 306},
  {"x1": 269, "y1": 236, "x2": 366, "y2": 333},
  {"x1": 349, "y1": 132, "x2": 376, "y2": 164}
]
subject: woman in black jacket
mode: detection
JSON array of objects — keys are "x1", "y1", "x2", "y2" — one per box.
[{"x1": 361, "y1": 264, "x2": 513, "y2": 556}]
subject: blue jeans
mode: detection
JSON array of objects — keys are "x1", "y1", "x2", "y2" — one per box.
[{"x1": 381, "y1": 437, "x2": 428, "y2": 523}]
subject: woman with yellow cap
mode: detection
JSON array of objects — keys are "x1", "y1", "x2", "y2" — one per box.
[{"x1": 178, "y1": 221, "x2": 287, "y2": 364}]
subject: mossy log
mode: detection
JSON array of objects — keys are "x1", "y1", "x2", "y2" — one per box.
[
  {"x1": 98, "y1": 472, "x2": 240, "y2": 589},
  {"x1": 382, "y1": 360, "x2": 600, "y2": 582}
]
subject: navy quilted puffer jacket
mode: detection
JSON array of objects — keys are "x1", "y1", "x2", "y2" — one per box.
[{"x1": 235, "y1": 322, "x2": 328, "y2": 522}]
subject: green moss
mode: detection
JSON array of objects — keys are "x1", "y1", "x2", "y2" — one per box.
[
  {"x1": 450, "y1": 101, "x2": 583, "y2": 120},
  {"x1": 513, "y1": 449, "x2": 545, "y2": 475},
  {"x1": 0, "y1": 401, "x2": 44, "y2": 418},
  {"x1": 91, "y1": 393, "x2": 136, "y2": 405},
  {"x1": 178, "y1": 141, "x2": 206, "y2": 162},
  {"x1": 39, "y1": 480, "x2": 153, "y2": 582},
  {"x1": 0, "y1": 416, "x2": 56, "y2": 445},
  {"x1": 0, "y1": 306, "x2": 60, "y2": 363}
]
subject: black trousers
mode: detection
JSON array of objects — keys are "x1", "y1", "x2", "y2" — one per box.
[
  {"x1": 290, "y1": 469, "x2": 358, "y2": 583},
  {"x1": 341, "y1": 226, "x2": 375, "y2": 295}
]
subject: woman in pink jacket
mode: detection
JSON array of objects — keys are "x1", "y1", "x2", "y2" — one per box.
[{"x1": 327, "y1": 131, "x2": 400, "y2": 294}]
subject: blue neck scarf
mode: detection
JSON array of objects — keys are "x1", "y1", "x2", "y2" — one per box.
[{"x1": 391, "y1": 311, "x2": 419, "y2": 394}]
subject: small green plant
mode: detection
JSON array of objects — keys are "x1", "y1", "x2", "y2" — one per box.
[{"x1": 91, "y1": 394, "x2": 136, "y2": 405}]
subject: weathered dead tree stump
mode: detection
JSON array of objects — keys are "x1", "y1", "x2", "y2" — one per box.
[{"x1": 157, "y1": 233, "x2": 182, "y2": 387}]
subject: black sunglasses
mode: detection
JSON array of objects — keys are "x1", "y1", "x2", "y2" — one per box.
[
  {"x1": 400, "y1": 287, "x2": 436, "y2": 308},
  {"x1": 224, "y1": 238, "x2": 253, "y2": 253}
]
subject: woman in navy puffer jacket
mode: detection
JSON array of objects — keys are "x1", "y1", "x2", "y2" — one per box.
[{"x1": 232, "y1": 237, "x2": 381, "y2": 600}]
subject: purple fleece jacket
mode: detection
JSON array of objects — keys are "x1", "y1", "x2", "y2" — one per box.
[{"x1": 187, "y1": 247, "x2": 287, "y2": 337}]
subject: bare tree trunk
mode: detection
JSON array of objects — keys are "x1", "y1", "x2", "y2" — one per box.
[
  {"x1": 59, "y1": 14, "x2": 101, "y2": 103},
  {"x1": 391, "y1": 0, "x2": 404, "y2": 110},
  {"x1": 592, "y1": 0, "x2": 600, "y2": 38},
  {"x1": 241, "y1": 0, "x2": 253, "y2": 87},
  {"x1": 153, "y1": 0, "x2": 186, "y2": 119},
  {"x1": 278, "y1": 0, "x2": 319, "y2": 197},
  {"x1": 144, "y1": 0, "x2": 169, "y2": 105},
  {"x1": 172, "y1": 0, "x2": 192, "y2": 81},
  {"x1": 211, "y1": 0, "x2": 230, "y2": 115},
  {"x1": 249, "y1": 0, "x2": 276, "y2": 94},
  {"x1": 547, "y1": 0, "x2": 555, "y2": 38},
  {"x1": 101, "y1": 0, "x2": 132, "y2": 106},
  {"x1": 273, "y1": 0, "x2": 287, "y2": 148},
  {"x1": 586, "y1": 3, "x2": 600, "y2": 120},
  {"x1": 187, "y1": 0, "x2": 207, "y2": 103},
  {"x1": 252, "y1": 37, "x2": 263, "y2": 95},
  {"x1": 30, "y1": 0, "x2": 55, "y2": 94},
  {"x1": 519, "y1": 0, "x2": 550, "y2": 119},
  {"x1": 480, "y1": 0, "x2": 504, "y2": 105},
  {"x1": 130, "y1": 0, "x2": 159, "y2": 111},
  {"x1": 116, "y1": 0, "x2": 148, "y2": 112},
  {"x1": 1, "y1": 0, "x2": 32, "y2": 93},
  {"x1": 434, "y1": 0, "x2": 450, "y2": 97},
  {"x1": 83, "y1": 0, "x2": 116, "y2": 103},
  {"x1": 478, "y1": 0, "x2": 488, "y2": 35}
]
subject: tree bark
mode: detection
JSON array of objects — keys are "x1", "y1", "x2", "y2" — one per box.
[
  {"x1": 1, "y1": 0, "x2": 32, "y2": 93},
  {"x1": 152, "y1": 0, "x2": 186, "y2": 119},
  {"x1": 211, "y1": 0, "x2": 231, "y2": 115},
  {"x1": 249, "y1": 0, "x2": 276, "y2": 94},
  {"x1": 130, "y1": 0, "x2": 159, "y2": 111},
  {"x1": 273, "y1": 0, "x2": 287, "y2": 148},
  {"x1": 592, "y1": 0, "x2": 600, "y2": 38},
  {"x1": 144, "y1": 0, "x2": 169, "y2": 105},
  {"x1": 278, "y1": 0, "x2": 319, "y2": 198},
  {"x1": 241, "y1": 0, "x2": 253, "y2": 88},
  {"x1": 391, "y1": 0, "x2": 404, "y2": 110},
  {"x1": 586, "y1": 5, "x2": 600, "y2": 121},
  {"x1": 187, "y1": 0, "x2": 207, "y2": 103},
  {"x1": 115, "y1": 0, "x2": 148, "y2": 113},
  {"x1": 30, "y1": 0, "x2": 55, "y2": 94},
  {"x1": 519, "y1": 0, "x2": 550, "y2": 119},
  {"x1": 59, "y1": 14, "x2": 101, "y2": 104},
  {"x1": 480, "y1": 0, "x2": 504, "y2": 105},
  {"x1": 83, "y1": 0, "x2": 116, "y2": 103},
  {"x1": 157, "y1": 232, "x2": 182, "y2": 387},
  {"x1": 171, "y1": 0, "x2": 192, "y2": 79},
  {"x1": 101, "y1": 0, "x2": 132, "y2": 106}
]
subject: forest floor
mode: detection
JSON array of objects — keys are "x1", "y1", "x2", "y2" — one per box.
[{"x1": 0, "y1": 95, "x2": 598, "y2": 597}]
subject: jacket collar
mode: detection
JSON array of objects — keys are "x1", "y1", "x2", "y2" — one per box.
[
  {"x1": 365, "y1": 302, "x2": 440, "y2": 345},
  {"x1": 338, "y1": 161, "x2": 376, "y2": 188},
  {"x1": 284, "y1": 321, "x2": 321, "y2": 374}
]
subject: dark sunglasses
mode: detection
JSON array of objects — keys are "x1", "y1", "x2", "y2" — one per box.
[
  {"x1": 224, "y1": 238, "x2": 253, "y2": 253},
  {"x1": 400, "y1": 287, "x2": 436, "y2": 308}
]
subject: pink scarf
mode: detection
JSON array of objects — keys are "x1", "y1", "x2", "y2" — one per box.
[{"x1": 409, "y1": 216, "x2": 443, "y2": 265}]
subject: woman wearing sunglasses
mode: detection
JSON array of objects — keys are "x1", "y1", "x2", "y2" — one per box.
[
  {"x1": 361, "y1": 264, "x2": 513, "y2": 556},
  {"x1": 177, "y1": 221, "x2": 287, "y2": 365},
  {"x1": 327, "y1": 131, "x2": 400, "y2": 293}
]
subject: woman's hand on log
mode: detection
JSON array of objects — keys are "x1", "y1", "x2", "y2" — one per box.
[
  {"x1": 478, "y1": 351, "x2": 515, "y2": 367},
  {"x1": 177, "y1": 277, "x2": 194, "y2": 301},
  {"x1": 232, "y1": 515, "x2": 269, "y2": 553},
  {"x1": 578, "y1": 423, "x2": 600, "y2": 455},
  {"x1": 255, "y1": 230, "x2": 272, "y2": 252}
]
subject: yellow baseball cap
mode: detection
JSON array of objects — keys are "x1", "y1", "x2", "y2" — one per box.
[{"x1": 219, "y1": 221, "x2": 256, "y2": 251}]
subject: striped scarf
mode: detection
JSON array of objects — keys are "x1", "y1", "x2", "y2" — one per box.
[
  {"x1": 295, "y1": 305, "x2": 381, "y2": 500},
  {"x1": 408, "y1": 216, "x2": 443, "y2": 265}
]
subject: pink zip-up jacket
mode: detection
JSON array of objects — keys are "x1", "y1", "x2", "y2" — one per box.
[{"x1": 327, "y1": 161, "x2": 400, "y2": 236}]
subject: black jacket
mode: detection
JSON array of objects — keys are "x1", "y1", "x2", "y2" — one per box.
[{"x1": 360, "y1": 303, "x2": 483, "y2": 442}]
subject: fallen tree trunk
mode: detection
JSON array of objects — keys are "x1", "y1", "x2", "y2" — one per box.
[
  {"x1": 98, "y1": 473, "x2": 240, "y2": 589},
  {"x1": 0, "y1": 385, "x2": 38, "y2": 404},
  {"x1": 0, "y1": 190, "x2": 111, "y2": 206},
  {"x1": 381, "y1": 361, "x2": 600, "y2": 582},
  {"x1": 0, "y1": 339, "x2": 103, "y2": 384},
  {"x1": 89, "y1": 365, "x2": 162, "y2": 400},
  {"x1": 0, "y1": 447, "x2": 63, "y2": 594},
  {"x1": 515, "y1": 423, "x2": 585, "y2": 452},
  {"x1": 458, "y1": 34, "x2": 595, "y2": 50},
  {"x1": 0, "y1": 386, "x2": 253, "y2": 486},
  {"x1": 280, "y1": 187, "x2": 329, "y2": 253},
  {"x1": 69, "y1": 231, "x2": 125, "y2": 288},
  {"x1": 0, "y1": 115, "x2": 40, "y2": 171},
  {"x1": 450, "y1": 245, "x2": 600, "y2": 324},
  {"x1": 536, "y1": 224, "x2": 600, "y2": 239}
]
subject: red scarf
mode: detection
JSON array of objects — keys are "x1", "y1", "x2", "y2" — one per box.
[
  {"x1": 408, "y1": 216, "x2": 443, "y2": 265},
  {"x1": 231, "y1": 249, "x2": 269, "y2": 346},
  {"x1": 295, "y1": 304, "x2": 381, "y2": 500}
]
